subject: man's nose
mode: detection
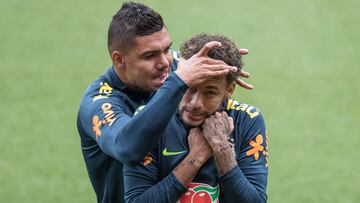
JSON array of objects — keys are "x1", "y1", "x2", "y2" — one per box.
[
  {"x1": 190, "y1": 92, "x2": 203, "y2": 109},
  {"x1": 156, "y1": 53, "x2": 170, "y2": 70}
]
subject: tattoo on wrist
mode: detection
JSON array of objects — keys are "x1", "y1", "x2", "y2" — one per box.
[
  {"x1": 215, "y1": 149, "x2": 237, "y2": 175},
  {"x1": 215, "y1": 142, "x2": 231, "y2": 153},
  {"x1": 188, "y1": 159, "x2": 196, "y2": 166}
]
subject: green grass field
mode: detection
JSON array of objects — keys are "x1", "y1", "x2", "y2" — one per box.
[{"x1": 1, "y1": 0, "x2": 359, "y2": 202}]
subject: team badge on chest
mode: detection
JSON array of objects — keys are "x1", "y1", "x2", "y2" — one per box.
[{"x1": 178, "y1": 182, "x2": 219, "y2": 203}]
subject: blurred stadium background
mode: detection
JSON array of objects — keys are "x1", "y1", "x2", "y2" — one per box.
[{"x1": 1, "y1": 0, "x2": 359, "y2": 202}]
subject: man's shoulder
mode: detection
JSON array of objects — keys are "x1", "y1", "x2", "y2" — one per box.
[
  {"x1": 225, "y1": 99, "x2": 267, "y2": 154},
  {"x1": 77, "y1": 72, "x2": 131, "y2": 140},
  {"x1": 78, "y1": 71, "x2": 129, "y2": 118},
  {"x1": 81, "y1": 67, "x2": 129, "y2": 101},
  {"x1": 224, "y1": 98, "x2": 263, "y2": 121}
]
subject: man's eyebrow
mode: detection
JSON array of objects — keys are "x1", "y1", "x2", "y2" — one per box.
[
  {"x1": 165, "y1": 42, "x2": 172, "y2": 50},
  {"x1": 205, "y1": 85, "x2": 220, "y2": 90},
  {"x1": 141, "y1": 42, "x2": 172, "y2": 56},
  {"x1": 140, "y1": 49, "x2": 158, "y2": 58}
]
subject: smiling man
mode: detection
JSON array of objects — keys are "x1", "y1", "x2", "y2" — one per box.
[
  {"x1": 123, "y1": 34, "x2": 268, "y2": 203},
  {"x1": 76, "y1": 2, "x2": 249, "y2": 203}
]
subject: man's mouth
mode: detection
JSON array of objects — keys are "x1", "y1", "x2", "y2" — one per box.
[
  {"x1": 185, "y1": 109, "x2": 205, "y2": 121},
  {"x1": 153, "y1": 73, "x2": 168, "y2": 82}
]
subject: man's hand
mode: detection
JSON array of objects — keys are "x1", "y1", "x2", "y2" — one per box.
[
  {"x1": 236, "y1": 70, "x2": 253, "y2": 89},
  {"x1": 175, "y1": 45, "x2": 254, "y2": 89},
  {"x1": 237, "y1": 48, "x2": 253, "y2": 90},
  {"x1": 202, "y1": 112, "x2": 234, "y2": 152},
  {"x1": 188, "y1": 127, "x2": 213, "y2": 164},
  {"x1": 202, "y1": 112, "x2": 237, "y2": 175},
  {"x1": 173, "y1": 128, "x2": 212, "y2": 186},
  {"x1": 175, "y1": 41, "x2": 238, "y2": 87}
]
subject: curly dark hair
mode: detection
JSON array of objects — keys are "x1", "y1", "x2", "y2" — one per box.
[
  {"x1": 108, "y1": 2, "x2": 164, "y2": 53},
  {"x1": 180, "y1": 33, "x2": 243, "y2": 84}
]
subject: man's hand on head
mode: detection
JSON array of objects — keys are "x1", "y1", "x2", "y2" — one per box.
[
  {"x1": 236, "y1": 70, "x2": 253, "y2": 90},
  {"x1": 236, "y1": 48, "x2": 254, "y2": 90},
  {"x1": 175, "y1": 45, "x2": 254, "y2": 90},
  {"x1": 175, "y1": 41, "x2": 238, "y2": 87}
]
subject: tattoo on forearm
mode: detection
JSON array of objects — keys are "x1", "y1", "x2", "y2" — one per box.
[
  {"x1": 214, "y1": 147, "x2": 237, "y2": 176},
  {"x1": 214, "y1": 142, "x2": 229, "y2": 153},
  {"x1": 173, "y1": 157, "x2": 202, "y2": 186},
  {"x1": 188, "y1": 159, "x2": 196, "y2": 166}
]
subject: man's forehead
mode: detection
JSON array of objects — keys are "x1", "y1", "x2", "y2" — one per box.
[
  {"x1": 133, "y1": 28, "x2": 171, "y2": 51},
  {"x1": 200, "y1": 76, "x2": 227, "y2": 88}
]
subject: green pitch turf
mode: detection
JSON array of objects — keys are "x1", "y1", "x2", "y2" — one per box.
[{"x1": 1, "y1": 0, "x2": 359, "y2": 202}]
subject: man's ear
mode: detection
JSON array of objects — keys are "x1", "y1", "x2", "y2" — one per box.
[
  {"x1": 111, "y1": 51, "x2": 125, "y2": 70},
  {"x1": 225, "y1": 81, "x2": 236, "y2": 99}
]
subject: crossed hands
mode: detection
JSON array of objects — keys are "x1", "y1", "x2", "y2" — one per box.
[{"x1": 187, "y1": 112, "x2": 234, "y2": 164}]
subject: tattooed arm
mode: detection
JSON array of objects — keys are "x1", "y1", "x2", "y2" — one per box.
[
  {"x1": 202, "y1": 112, "x2": 237, "y2": 175},
  {"x1": 173, "y1": 128, "x2": 213, "y2": 186},
  {"x1": 202, "y1": 111, "x2": 267, "y2": 203},
  {"x1": 123, "y1": 128, "x2": 213, "y2": 203}
]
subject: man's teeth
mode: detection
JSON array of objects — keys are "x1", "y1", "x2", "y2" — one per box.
[
  {"x1": 154, "y1": 74, "x2": 166, "y2": 81},
  {"x1": 188, "y1": 111, "x2": 202, "y2": 116}
]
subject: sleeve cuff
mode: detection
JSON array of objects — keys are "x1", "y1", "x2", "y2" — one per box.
[
  {"x1": 219, "y1": 165, "x2": 243, "y2": 182},
  {"x1": 169, "y1": 172, "x2": 188, "y2": 193},
  {"x1": 169, "y1": 72, "x2": 188, "y2": 92}
]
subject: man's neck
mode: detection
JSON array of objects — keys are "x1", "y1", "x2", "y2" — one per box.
[{"x1": 113, "y1": 65, "x2": 148, "y2": 93}]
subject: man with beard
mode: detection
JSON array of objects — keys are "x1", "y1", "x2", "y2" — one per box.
[
  {"x1": 77, "y1": 2, "x2": 252, "y2": 203},
  {"x1": 123, "y1": 34, "x2": 268, "y2": 203}
]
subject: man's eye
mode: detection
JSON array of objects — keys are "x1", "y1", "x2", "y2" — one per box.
[
  {"x1": 189, "y1": 87, "x2": 197, "y2": 92},
  {"x1": 144, "y1": 53, "x2": 155, "y2": 58},
  {"x1": 206, "y1": 91, "x2": 217, "y2": 96}
]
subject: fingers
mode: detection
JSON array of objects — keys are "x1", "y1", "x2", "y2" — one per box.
[
  {"x1": 236, "y1": 70, "x2": 253, "y2": 89},
  {"x1": 201, "y1": 58, "x2": 227, "y2": 66},
  {"x1": 194, "y1": 70, "x2": 229, "y2": 84},
  {"x1": 235, "y1": 78, "x2": 254, "y2": 90},
  {"x1": 239, "y1": 48, "x2": 249, "y2": 55},
  {"x1": 227, "y1": 116, "x2": 234, "y2": 132},
  {"x1": 200, "y1": 64, "x2": 238, "y2": 73},
  {"x1": 206, "y1": 112, "x2": 224, "y2": 122},
  {"x1": 189, "y1": 127, "x2": 201, "y2": 135},
  {"x1": 214, "y1": 112, "x2": 221, "y2": 118},
  {"x1": 239, "y1": 70, "x2": 250, "y2": 78},
  {"x1": 219, "y1": 112, "x2": 234, "y2": 133},
  {"x1": 197, "y1": 41, "x2": 222, "y2": 57},
  {"x1": 215, "y1": 112, "x2": 230, "y2": 120},
  {"x1": 188, "y1": 128, "x2": 200, "y2": 143},
  {"x1": 192, "y1": 64, "x2": 237, "y2": 84},
  {"x1": 237, "y1": 49, "x2": 253, "y2": 90}
]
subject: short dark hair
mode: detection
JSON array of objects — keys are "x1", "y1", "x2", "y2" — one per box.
[
  {"x1": 108, "y1": 2, "x2": 164, "y2": 53},
  {"x1": 180, "y1": 33, "x2": 243, "y2": 84}
]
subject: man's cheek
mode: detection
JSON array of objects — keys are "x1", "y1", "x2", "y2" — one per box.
[{"x1": 207, "y1": 101, "x2": 223, "y2": 115}]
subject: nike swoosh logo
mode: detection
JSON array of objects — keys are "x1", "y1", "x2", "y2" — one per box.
[{"x1": 162, "y1": 148, "x2": 186, "y2": 156}]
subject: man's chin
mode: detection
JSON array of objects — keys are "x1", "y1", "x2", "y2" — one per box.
[
  {"x1": 182, "y1": 119, "x2": 204, "y2": 128},
  {"x1": 147, "y1": 82, "x2": 162, "y2": 92}
]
